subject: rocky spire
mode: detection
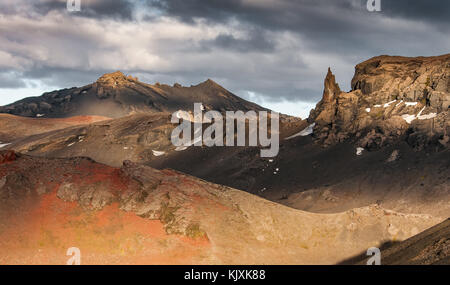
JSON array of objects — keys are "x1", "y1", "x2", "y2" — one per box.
[{"x1": 322, "y1": 67, "x2": 341, "y2": 103}]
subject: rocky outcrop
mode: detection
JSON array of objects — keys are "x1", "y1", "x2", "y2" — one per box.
[{"x1": 309, "y1": 54, "x2": 450, "y2": 150}]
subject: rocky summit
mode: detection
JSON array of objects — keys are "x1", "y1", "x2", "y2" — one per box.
[{"x1": 309, "y1": 54, "x2": 449, "y2": 150}]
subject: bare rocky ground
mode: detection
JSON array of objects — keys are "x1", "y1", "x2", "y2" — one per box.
[
  {"x1": 0, "y1": 150, "x2": 443, "y2": 264},
  {"x1": 0, "y1": 113, "x2": 110, "y2": 142}
]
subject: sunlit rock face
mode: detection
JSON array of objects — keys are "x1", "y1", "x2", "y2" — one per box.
[{"x1": 309, "y1": 54, "x2": 450, "y2": 150}]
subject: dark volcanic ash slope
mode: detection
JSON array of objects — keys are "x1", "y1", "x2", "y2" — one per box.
[
  {"x1": 345, "y1": 218, "x2": 450, "y2": 265},
  {"x1": 0, "y1": 71, "x2": 267, "y2": 118},
  {"x1": 380, "y1": 218, "x2": 450, "y2": 265},
  {"x1": 0, "y1": 150, "x2": 441, "y2": 265}
]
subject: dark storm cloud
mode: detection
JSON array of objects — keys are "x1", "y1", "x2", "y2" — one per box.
[
  {"x1": 382, "y1": 0, "x2": 450, "y2": 24},
  {"x1": 8, "y1": 0, "x2": 136, "y2": 20},
  {"x1": 147, "y1": 0, "x2": 449, "y2": 55},
  {"x1": 148, "y1": 0, "x2": 449, "y2": 27}
]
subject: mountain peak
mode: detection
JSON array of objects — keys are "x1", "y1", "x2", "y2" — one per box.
[
  {"x1": 200, "y1": 78, "x2": 221, "y2": 88},
  {"x1": 96, "y1": 71, "x2": 137, "y2": 86}
]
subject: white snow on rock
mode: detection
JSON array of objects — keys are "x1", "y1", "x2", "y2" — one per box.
[
  {"x1": 374, "y1": 104, "x2": 382, "y2": 108},
  {"x1": 0, "y1": 142, "x2": 11, "y2": 149},
  {"x1": 152, "y1": 150, "x2": 166, "y2": 156},
  {"x1": 175, "y1": 146, "x2": 188, "y2": 151},
  {"x1": 418, "y1": 113, "x2": 437, "y2": 120},
  {"x1": 356, "y1": 147, "x2": 364, "y2": 156},
  {"x1": 405, "y1": 102, "x2": 418, "y2": 106},
  {"x1": 395, "y1": 100, "x2": 404, "y2": 107},
  {"x1": 365, "y1": 108, "x2": 371, "y2": 113},
  {"x1": 402, "y1": 114, "x2": 417, "y2": 124},
  {"x1": 383, "y1": 100, "x2": 397, "y2": 108},
  {"x1": 36, "y1": 114, "x2": 45, "y2": 117},
  {"x1": 401, "y1": 106, "x2": 430, "y2": 124},
  {"x1": 417, "y1": 106, "x2": 426, "y2": 117},
  {"x1": 67, "y1": 142, "x2": 75, "y2": 147},
  {"x1": 285, "y1": 123, "x2": 315, "y2": 140}
]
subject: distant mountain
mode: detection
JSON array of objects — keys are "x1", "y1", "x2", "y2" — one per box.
[{"x1": 0, "y1": 71, "x2": 267, "y2": 118}]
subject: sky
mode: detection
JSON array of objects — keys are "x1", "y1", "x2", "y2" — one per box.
[{"x1": 0, "y1": 0, "x2": 449, "y2": 118}]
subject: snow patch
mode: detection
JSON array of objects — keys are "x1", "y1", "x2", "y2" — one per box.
[
  {"x1": 365, "y1": 108, "x2": 371, "y2": 113},
  {"x1": 36, "y1": 114, "x2": 45, "y2": 117},
  {"x1": 418, "y1": 113, "x2": 437, "y2": 120},
  {"x1": 175, "y1": 146, "x2": 188, "y2": 151},
  {"x1": 401, "y1": 106, "x2": 430, "y2": 124},
  {"x1": 417, "y1": 106, "x2": 426, "y2": 117},
  {"x1": 285, "y1": 123, "x2": 315, "y2": 140},
  {"x1": 395, "y1": 100, "x2": 404, "y2": 107},
  {"x1": 356, "y1": 147, "x2": 364, "y2": 156},
  {"x1": 152, "y1": 150, "x2": 166, "y2": 156},
  {"x1": 0, "y1": 142, "x2": 11, "y2": 149},
  {"x1": 401, "y1": 114, "x2": 417, "y2": 124},
  {"x1": 383, "y1": 100, "x2": 397, "y2": 108},
  {"x1": 404, "y1": 102, "x2": 418, "y2": 106},
  {"x1": 374, "y1": 104, "x2": 382, "y2": 108},
  {"x1": 67, "y1": 142, "x2": 75, "y2": 147}
]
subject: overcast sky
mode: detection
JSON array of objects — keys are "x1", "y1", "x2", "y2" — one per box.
[{"x1": 0, "y1": 0, "x2": 449, "y2": 118}]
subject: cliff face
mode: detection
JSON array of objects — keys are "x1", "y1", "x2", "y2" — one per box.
[{"x1": 309, "y1": 54, "x2": 450, "y2": 150}]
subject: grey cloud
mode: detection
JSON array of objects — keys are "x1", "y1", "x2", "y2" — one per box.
[
  {"x1": 202, "y1": 30, "x2": 276, "y2": 53},
  {"x1": 0, "y1": 72, "x2": 27, "y2": 88}
]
